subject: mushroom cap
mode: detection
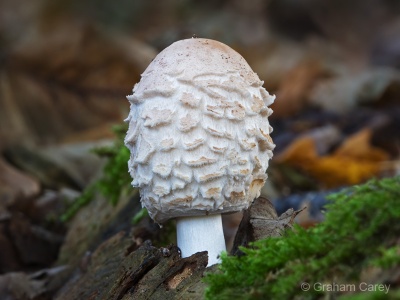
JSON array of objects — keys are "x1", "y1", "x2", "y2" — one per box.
[{"x1": 125, "y1": 38, "x2": 275, "y2": 223}]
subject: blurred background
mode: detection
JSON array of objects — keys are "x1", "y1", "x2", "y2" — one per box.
[
  {"x1": 1, "y1": 0, "x2": 400, "y2": 297},
  {"x1": 1, "y1": 0, "x2": 400, "y2": 147}
]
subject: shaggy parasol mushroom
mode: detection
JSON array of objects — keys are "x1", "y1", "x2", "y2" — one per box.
[{"x1": 125, "y1": 38, "x2": 275, "y2": 266}]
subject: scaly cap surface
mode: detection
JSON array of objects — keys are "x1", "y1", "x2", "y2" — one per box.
[{"x1": 125, "y1": 38, "x2": 275, "y2": 223}]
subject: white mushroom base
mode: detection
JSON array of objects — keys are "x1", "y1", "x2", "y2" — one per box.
[{"x1": 176, "y1": 214, "x2": 226, "y2": 266}]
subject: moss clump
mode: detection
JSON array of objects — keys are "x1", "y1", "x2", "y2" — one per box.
[
  {"x1": 60, "y1": 184, "x2": 96, "y2": 222},
  {"x1": 91, "y1": 124, "x2": 133, "y2": 206},
  {"x1": 205, "y1": 176, "x2": 400, "y2": 299},
  {"x1": 61, "y1": 124, "x2": 133, "y2": 222}
]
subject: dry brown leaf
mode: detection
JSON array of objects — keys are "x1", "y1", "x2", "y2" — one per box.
[
  {"x1": 306, "y1": 156, "x2": 381, "y2": 187},
  {"x1": 0, "y1": 266, "x2": 70, "y2": 299},
  {"x1": 271, "y1": 60, "x2": 331, "y2": 117},
  {"x1": 0, "y1": 22, "x2": 157, "y2": 149},
  {"x1": 276, "y1": 128, "x2": 391, "y2": 187},
  {"x1": 231, "y1": 197, "x2": 305, "y2": 254},
  {"x1": 310, "y1": 69, "x2": 400, "y2": 113},
  {"x1": 275, "y1": 136, "x2": 317, "y2": 167},
  {"x1": 334, "y1": 128, "x2": 390, "y2": 161},
  {"x1": 0, "y1": 158, "x2": 40, "y2": 200}
]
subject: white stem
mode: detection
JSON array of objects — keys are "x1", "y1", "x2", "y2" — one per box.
[{"x1": 176, "y1": 214, "x2": 226, "y2": 266}]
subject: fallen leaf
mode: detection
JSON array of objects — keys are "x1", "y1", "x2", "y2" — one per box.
[
  {"x1": 0, "y1": 22, "x2": 157, "y2": 149},
  {"x1": 271, "y1": 59, "x2": 331, "y2": 117},
  {"x1": 275, "y1": 136, "x2": 317, "y2": 167},
  {"x1": 334, "y1": 128, "x2": 389, "y2": 162},
  {"x1": 306, "y1": 156, "x2": 381, "y2": 187},
  {"x1": 0, "y1": 266, "x2": 70, "y2": 300},
  {"x1": 276, "y1": 128, "x2": 391, "y2": 187},
  {"x1": 0, "y1": 157, "x2": 40, "y2": 200},
  {"x1": 231, "y1": 197, "x2": 305, "y2": 255},
  {"x1": 310, "y1": 69, "x2": 400, "y2": 113}
]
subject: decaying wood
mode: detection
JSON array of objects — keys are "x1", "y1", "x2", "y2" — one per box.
[
  {"x1": 56, "y1": 231, "x2": 210, "y2": 300},
  {"x1": 50, "y1": 197, "x2": 301, "y2": 299}
]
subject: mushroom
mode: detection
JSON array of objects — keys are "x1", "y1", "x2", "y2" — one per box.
[{"x1": 125, "y1": 38, "x2": 275, "y2": 266}]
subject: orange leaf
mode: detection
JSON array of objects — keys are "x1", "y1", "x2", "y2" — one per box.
[
  {"x1": 304, "y1": 156, "x2": 381, "y2": 187},
  {"x1": 334, "y1": 128, "x2": 389, "y2": 162},
  {"x1": 275, "y1": 137, "x2": 317, "y2": 167},
  {"x1": 277, "y1": 128, "x2": 389, "y2": 188}
]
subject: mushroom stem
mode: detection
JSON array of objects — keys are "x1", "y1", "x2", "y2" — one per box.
[{"x1": 176, "y1": 214, "x2": 226, "y2": 266}]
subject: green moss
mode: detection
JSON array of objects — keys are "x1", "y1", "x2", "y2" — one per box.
[
  {"x1": 61, "y1": 124, "x2": 134, "y2": 221},
  {"x1": 341, "y1": 289, "x2": 400, "y2": 300},
  {"x1": 132, "y1": 207, "x2": 148, "y2": 225},
  {"x1": 371, "y1": 246, "x2": 400, "y2": 269},
  {"x1": 60, "y1": 184, "x2": 96, "y2": 222},
  {"x1": 92, "y1": 124, "x2": 133, "y2": 206},
  {"x1": 205, "y1": 176, "x2": 400, "y2": 300}
]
